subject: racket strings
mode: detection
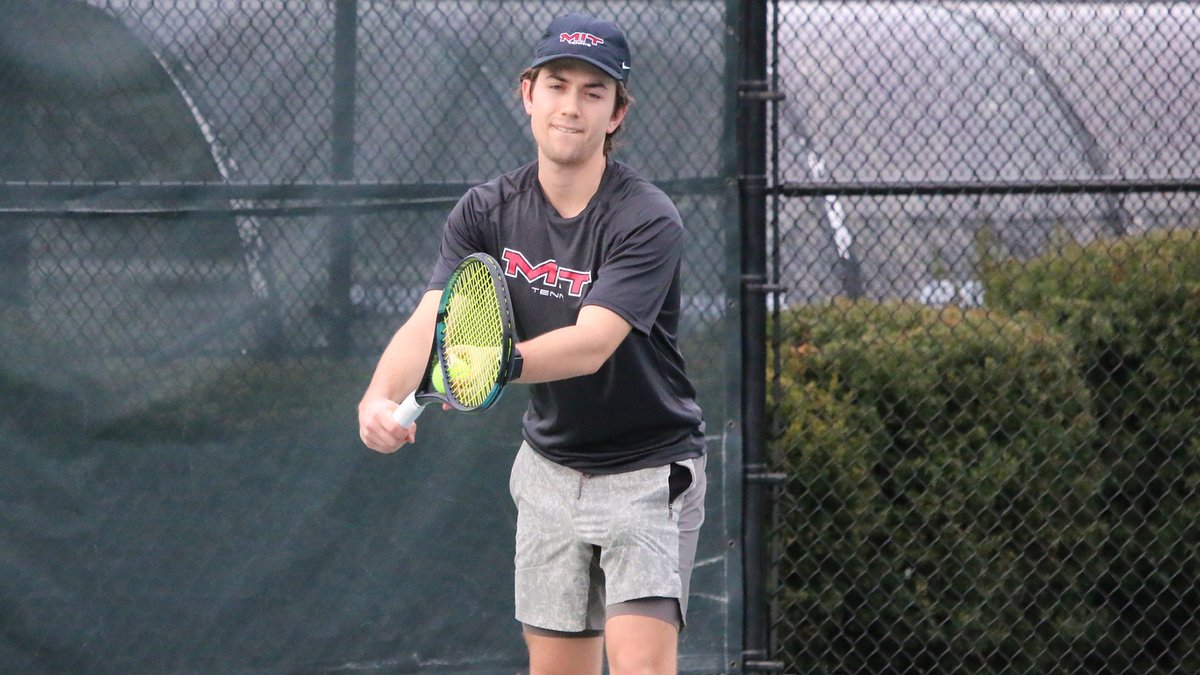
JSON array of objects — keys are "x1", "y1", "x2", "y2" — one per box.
[{"x1": 442, "y1": 261, "x2": 505, "y2": 407}]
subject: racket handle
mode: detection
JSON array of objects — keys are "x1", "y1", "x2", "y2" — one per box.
[{"x1": 392, "y1": 392, "x2": 424, "y2": 428}]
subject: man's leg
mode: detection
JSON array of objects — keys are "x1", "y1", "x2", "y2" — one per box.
[
  {"x1": 524, "y1": 630, "x2": 604, "y2": 675},
  {"x1": 604, "y1": 614, "x2": 678, "y2": 675},
  {"x1": 599, "y1": 455, "x2": 706, "y2": 675}
]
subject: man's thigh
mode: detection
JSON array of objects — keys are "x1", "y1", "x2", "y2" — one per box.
[{"x1": 522, "y1": 630, "x2": 604, "y2": 675}]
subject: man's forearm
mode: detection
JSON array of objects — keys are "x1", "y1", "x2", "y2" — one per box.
[
  {"x1": 515, "y1": 305, "x2": 632, "y2": 384},
  {"x1": 359, "y1": 290, "x2": 440, "y2": 407}
]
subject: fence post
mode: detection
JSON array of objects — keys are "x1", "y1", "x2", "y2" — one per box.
[
  {"x1": 738, "y1": 0, "x2": 784, "y2": 671},
  {"x1": 327, "y1": 0, "x2": 357, "y2": 355},
  {"x1": 0, "y1": 85, "x2": 30, "y2": 310}
]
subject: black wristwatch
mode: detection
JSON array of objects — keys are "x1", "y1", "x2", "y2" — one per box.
[{"x1": 509, "y1": 346, "x2": 524, "y2": 381}]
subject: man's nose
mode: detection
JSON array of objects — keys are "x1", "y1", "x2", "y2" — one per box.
[{"x1": 559, "y1": 91, "x2": 582, "y2": 116}]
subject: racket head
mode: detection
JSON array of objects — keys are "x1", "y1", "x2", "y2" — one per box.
[{"x1": 435, "y1": 253, "x2": 516, "y2": 412}]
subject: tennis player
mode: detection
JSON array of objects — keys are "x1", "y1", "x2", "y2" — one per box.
[{"x1": 357, "y1": 13, "x2": 706, "y2": 675}]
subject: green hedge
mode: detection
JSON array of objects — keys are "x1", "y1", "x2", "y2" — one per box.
[
  {"x1": 981, "y1": 228, "x2": 1200, "y2": 672},
  {"x1": 771, "y1": 229, "x2": 1200, "y2": 673},
  {"x1": 773, "y1": 301, "x2": 1110, "y2": 673}
]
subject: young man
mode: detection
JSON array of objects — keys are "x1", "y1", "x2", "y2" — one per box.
[{"x1": 357, "y1": 13, "x2": 706, "y2": 675}]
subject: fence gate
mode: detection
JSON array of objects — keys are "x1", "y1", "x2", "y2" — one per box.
[{"x1": 752, "y1": 2, "x2": 1200, "y2": 674}]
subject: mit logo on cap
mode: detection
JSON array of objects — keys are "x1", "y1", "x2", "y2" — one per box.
[
  {"x1": 560, "y1": 32, "x2": 605, "y2": 47},
  {"x1": 531, "y1": 13, "x2": 631, "y2": 81}
]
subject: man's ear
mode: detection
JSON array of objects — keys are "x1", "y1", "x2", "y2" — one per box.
[
  {"x1": 607, "y1": 103, "x2": 628, "y2": 134},
  {"x1": 521, "y1": 79, "x2": 534, "y2": 114}
]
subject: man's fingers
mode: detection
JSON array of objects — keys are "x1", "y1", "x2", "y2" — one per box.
[
  {"x1": 360, "y1": 402, "x2": 417, "y2": 453},
  {"x1": 360, "y1": 413, "x2": 417, "y2": 449}
]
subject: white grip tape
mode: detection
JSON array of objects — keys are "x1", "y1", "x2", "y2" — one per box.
[{"x1": 392, "y1": 391, "x2": 424, "y2": 427}]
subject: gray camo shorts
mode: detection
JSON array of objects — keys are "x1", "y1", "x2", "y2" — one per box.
[{"x1": 508, "y1": 442, "x2": 707, "y2": 633}]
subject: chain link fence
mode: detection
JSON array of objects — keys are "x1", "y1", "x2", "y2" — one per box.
[
  {"x1": 767, "y1": 3, "x2": 1200, "y2": 673},
  {"x1": 8, "y1": 1, "x2": 1200, "y2": 673},
  {"x1": 0, "y1": 1, "x2": 737, "y2": 672}
]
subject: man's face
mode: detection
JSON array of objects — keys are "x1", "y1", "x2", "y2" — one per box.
[{"x1": 522, "y1": 61, "x2": 627, "y2": 169}]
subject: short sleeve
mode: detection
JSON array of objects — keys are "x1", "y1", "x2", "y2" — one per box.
[
  {"x1": 426, "y1": 190, "x2": 486, "y2": 291},
  {"x1": 583, "y1": 213, "x2": 683, "y2": 335}
]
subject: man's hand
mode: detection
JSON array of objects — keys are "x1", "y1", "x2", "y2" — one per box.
[
  {"x1": 358, "y1": 397, "x2": 416, "y2": 453},
  {"x1": 356, "y1": 290, "x2": 441, "y2": 453}
]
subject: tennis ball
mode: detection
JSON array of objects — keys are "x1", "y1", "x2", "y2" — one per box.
[
  {"x1": 446, "y1": 358, "x2": 473, "y2": 386},
  {"x1": 431, "y1": 361, "x2": 447, "y2": 394}
]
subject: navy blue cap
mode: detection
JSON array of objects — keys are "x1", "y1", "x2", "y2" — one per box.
[{"x1": 530, "y1": 13, "x2": 631, "y2": 81}]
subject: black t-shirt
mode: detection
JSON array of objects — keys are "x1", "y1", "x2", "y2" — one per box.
[{"x1": 427, "y1": 159, "x2": 706, "y2": 473}]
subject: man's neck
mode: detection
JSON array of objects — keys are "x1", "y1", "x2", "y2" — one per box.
[{"x1": 537, "y1": 153, "x2": 608, "y2": 219}]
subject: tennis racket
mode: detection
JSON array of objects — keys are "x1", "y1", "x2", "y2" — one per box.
[{"x1": 392, "y1": 253, "x2": 518, "y2": 427}]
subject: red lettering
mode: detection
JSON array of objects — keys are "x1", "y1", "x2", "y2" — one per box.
[
  {"x1": 559, "y1": 32, "x2": 604, "y2": 47},
  {"x1": 558, "y1": 269, "x2": 591, "y2": 297},
  {"x1": 503, "y1": 248, "x2": 558, "y2": 285},
  {"x1": 502, "y1": 248, "x2": 592, "y2": 298}
]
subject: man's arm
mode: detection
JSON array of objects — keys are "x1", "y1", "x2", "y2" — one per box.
[
  {"x1": 360, "y1": 299, "x2": 631, "y2": 450},
  {"x1": 357, "y1": 289, "x2": 441, "y2": 453},
  {"x1": 514, "y1": 305, "x2": 633, "y2": 383}
]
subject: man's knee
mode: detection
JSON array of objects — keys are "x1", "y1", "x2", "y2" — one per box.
[{"x1": 604, "y1": 614, "x2": 678, "y2": 675}]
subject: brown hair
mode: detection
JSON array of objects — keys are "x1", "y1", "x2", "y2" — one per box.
[{"x1": 519, "y1": 65, "x2": 634, "y2": 155}]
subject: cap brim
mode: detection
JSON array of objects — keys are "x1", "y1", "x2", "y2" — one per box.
[{"x1": 530, "y1": 54, "x2": 625, "y2": 81}]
